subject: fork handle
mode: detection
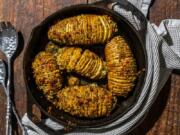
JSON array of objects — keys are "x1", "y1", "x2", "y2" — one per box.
[
  {"x1": 6, "y1": 95, "x2": 12, "y2": 135},
  {"x1": 2, "y1": 82, "x2": 26, "y2": 135},
  {"x1": 6, "y1": 60, "x2": 12, "y2": 135}
]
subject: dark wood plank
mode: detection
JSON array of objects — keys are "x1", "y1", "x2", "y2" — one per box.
[
  {"x1": 0, "y1": 0, "x2": 180, "y2": 135},
  {"x1": 150, "y1": 0, "x2": 180, "y2": 24},
  {"x1": 87, "y1": 0, "x2": 100, "y2": 3}
]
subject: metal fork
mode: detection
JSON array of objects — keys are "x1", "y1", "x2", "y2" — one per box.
[
  {"x1": 0, "y1": 22, "x2": 25, "y2": 135},
  {"x1": 0, "y1": 59, "x2": 26, "y2": 135}
]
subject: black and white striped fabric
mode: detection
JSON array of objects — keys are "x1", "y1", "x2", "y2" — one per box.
[{"x1": 22, "y1": 0, "x2": 180, "y2": 134}]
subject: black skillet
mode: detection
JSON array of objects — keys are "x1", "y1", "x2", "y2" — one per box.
[{"x1": 23, "y1": 2, "x2": 148, "y2": 130}]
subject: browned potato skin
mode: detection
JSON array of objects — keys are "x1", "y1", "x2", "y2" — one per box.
[
  {"x1": 56, "y1": 47, "x2": 107, "y2": 80},
  {"x1": 45, "y1": 42, "x2": 59, "y2": 55},
  {"x1": 48, "y1": 14, "x2": 118, "y2": 45},
  {"x1": 55, "y1": 85, "x2": 117, "y2": 118},
  {"x1": 105, "y1": 36, "x2": 137, "y2": 97},
  {"x1": 32, "y1": 52, "x2": 63, "y2": 101},
  {"x1": 67, "y1": 75, "x2": 80, "y2": 86}
]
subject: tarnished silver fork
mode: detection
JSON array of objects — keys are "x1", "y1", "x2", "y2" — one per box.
[
  {"x1": 0, "y1": 59, "x2": 26, "y2": 135},
  {"x1": 0, "y1": 22, "x2": 25, "y2": 135}
]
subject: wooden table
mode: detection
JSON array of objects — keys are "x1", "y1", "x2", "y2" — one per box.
[{"x1": 0, "y1": 0, "x2": 179, "y2": 135}]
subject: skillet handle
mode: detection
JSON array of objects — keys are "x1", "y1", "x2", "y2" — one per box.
[
  {"x1": 32, "y1": 121, "x2": 73, "y2": 135},
  {"x1": 24, "y1": 113, "x2": 76, "y2": 135},
  {"x1": 26, "y1": 91, "x2": 76, "y2": 135}
]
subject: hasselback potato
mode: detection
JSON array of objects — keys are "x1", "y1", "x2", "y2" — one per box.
[
  {"x1": 55, "y1": 85, "x2": 117, "y2": 118},
  {"x1": 32, "y1": 52, "x2": 63, "y2": 100},
  {"x1": 56, "y1": 47, "x2": 107, "y2": 79},
  {"x1": 105, "y1": 36, "x2": 137, "y2": 97},
  {"x1": 48, "y1": 14, "x2": 118, "y2": 45}
]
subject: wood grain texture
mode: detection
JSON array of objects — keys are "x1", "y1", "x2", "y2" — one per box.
[{"x1": 0, "y1": 0, "x2": 180, "y2": 135}]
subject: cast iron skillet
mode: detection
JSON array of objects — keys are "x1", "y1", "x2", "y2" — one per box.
[{"x1": 23, "y1": 4, "x2": 148, "y2": 128}]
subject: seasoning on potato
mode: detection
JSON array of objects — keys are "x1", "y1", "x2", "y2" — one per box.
[
  {"x1": 48, "y1": 14, "x2": 118, "y2": 45},
  {"x1": 55, "y1": 85, "x2": 117, "y2": 118},
  {"x1": 56, "y1": 47, "x2": 107, "y2": 79},
  {"x1": 32, "y1": 51, "x2": 63, "y2": 101},
  {"x1": 67, "y1": 75, "x2": 80, "y2": 86},
  {"x1": 32, "y1": 12, "x2": 139, "y2": 120},
  {"x1": 105, "y1": 36, "x2": 137, "y2": 97},
  {"x1": 45, "y1": 41, "x2": 59, "y2": 55}
]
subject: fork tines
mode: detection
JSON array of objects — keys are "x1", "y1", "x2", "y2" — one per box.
[{"x1": 0, "y1": 22, "x2": 13, "y2": 31}]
